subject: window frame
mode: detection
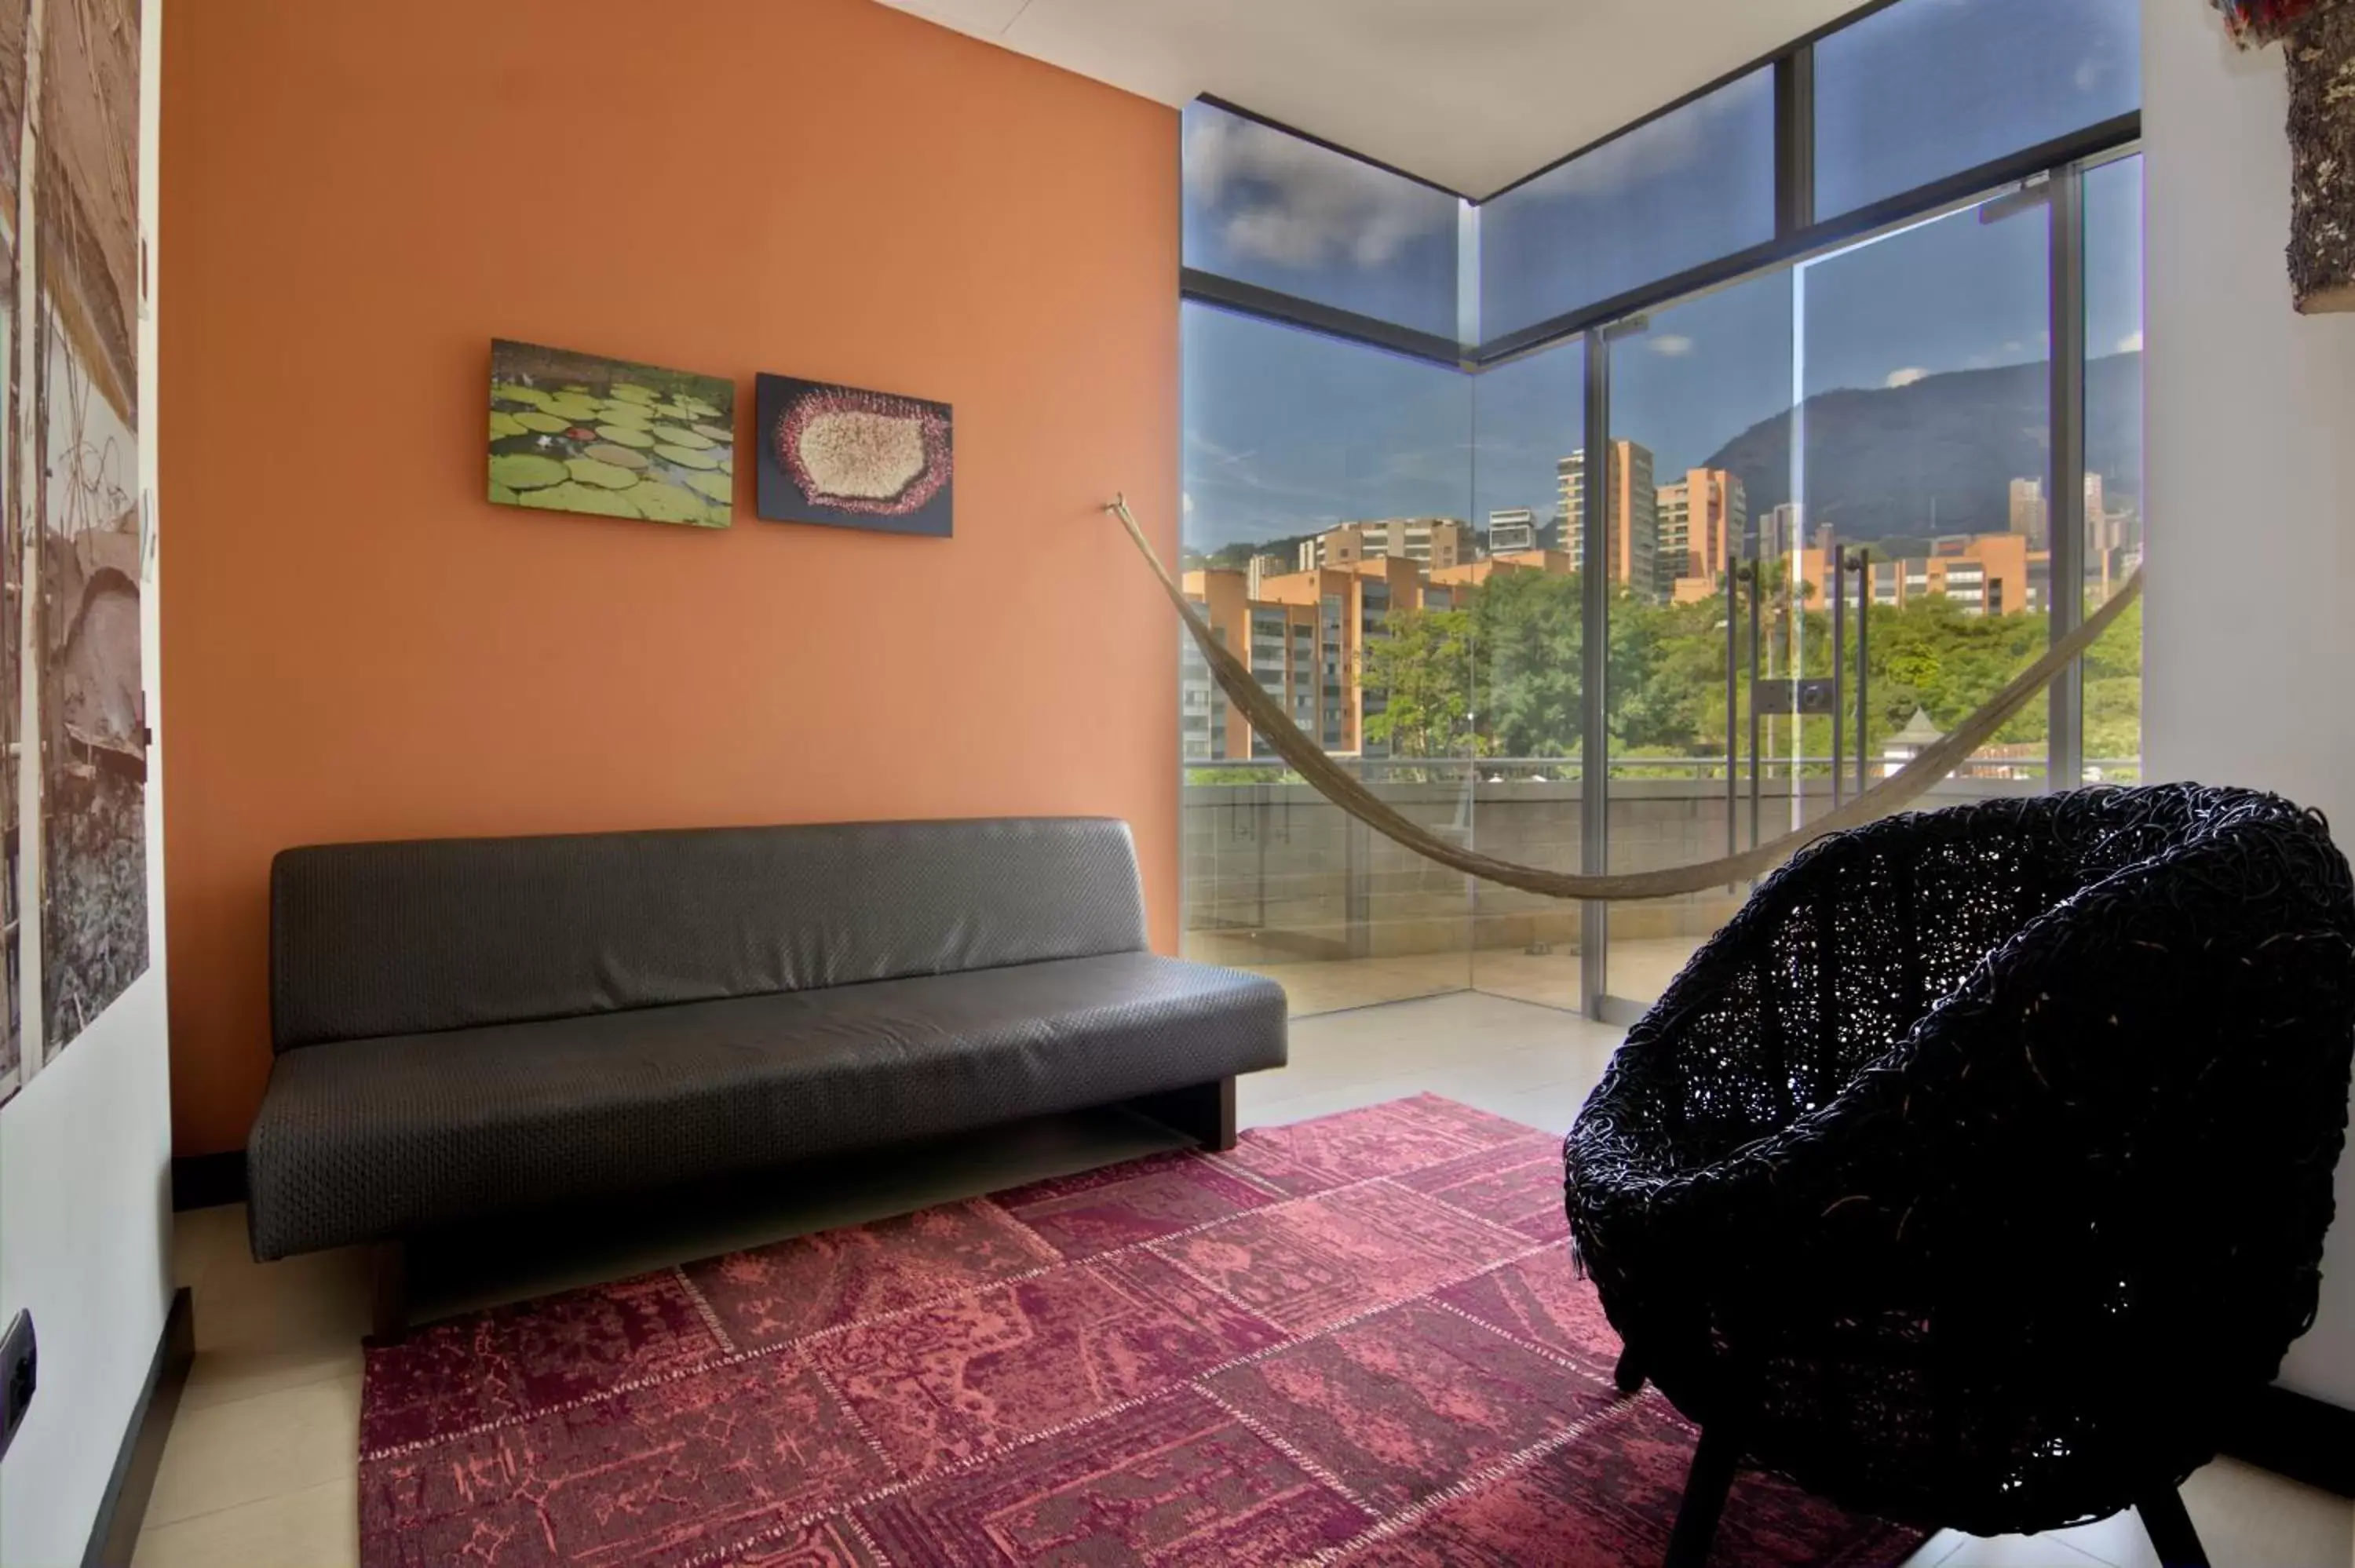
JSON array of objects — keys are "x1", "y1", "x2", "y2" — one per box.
[
  {"x1": 1178, "y1": 0, "x2": 2138, "y2": 373},
  {"x1": 1178, "y1": 8, "x2": 2145, "y2": 1020}
]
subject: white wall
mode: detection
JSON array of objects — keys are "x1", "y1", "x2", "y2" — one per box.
[
  {"x1": 2143, "y1": 0, "x2": 2355, "y2": 1410},
  {"x1": 0, "y1": 1, "x2": 172, "y2": 1560}
]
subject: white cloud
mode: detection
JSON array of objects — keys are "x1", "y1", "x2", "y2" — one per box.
[
  {"x1": 1185, "y1": 113, "x2": 1454, "y2": 272},
  {"x1": 2116, "y1": 330, "x2": 2144, "y2": 353},
  {"x1": 1885, "y1": 366, "x2": 1930, "y2": 388},
  {"x1": 1650, "y1": 334, "x2": 1695, "y2": 358},
  {"x1": 1524, "y1": 86, "x2": 1747, "y2": 201},
  {"x1": 1182, "y1": 491, "x2": 1195, "y2": 515}
]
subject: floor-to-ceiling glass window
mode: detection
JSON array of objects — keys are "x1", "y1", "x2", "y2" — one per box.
[
  {"x1": 1600, "y1": 273, "x2": 1793, "y2": 1008},
  {"x1": 1798, "y1": 190, "x2": 2054, "y2": 803},
  {"x1": 1466, "y1": 337, "x2": 1585, "y2": 1012},
  {"x1": 1179, "y1": 0, "x2": 2141, "y2": 1026},
  {"x1": 1178, "y1": 308, "x2": 1475, "y2": 1014}
]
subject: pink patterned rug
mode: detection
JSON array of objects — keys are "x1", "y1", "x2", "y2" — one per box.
[{"x1": 358, "y1": 1095, "x2": 1925, "y2": 1566}]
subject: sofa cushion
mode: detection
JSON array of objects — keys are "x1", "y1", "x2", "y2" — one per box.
[
  {"x1": 271, "y1": 818, "x2": 1151, "y2": 1052},
  {"x1": 246, "y1": 952, "x2": 1286, "y2": 1259}
]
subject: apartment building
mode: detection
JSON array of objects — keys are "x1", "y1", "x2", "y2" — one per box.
[
  {"x1": 1561, "y1": 441, "x2": 1659, "y2": 599},
  {"x1": 1862, "y1": 532, "x2": 2035, "y2": 618},
  {"x1": 1430, "y1": 549, "x2": 1575, "y2": 589},
  {"x1": 1656, "y1": 468, "x2": 1747, "y2": 600},
  {"x1": 1184, "y1": 557, "x2": 1436, "y2": 761},
  {"x1": 1488, "y1": 507, "x2": 1539, "y2": 553},
  {"x1": 1295, "y1": 516, "x2": 1471, "y2": 571}
]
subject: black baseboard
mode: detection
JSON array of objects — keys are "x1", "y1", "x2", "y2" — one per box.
[
  {"x1": 171, "y1": 1151, "x2": 246, "y2": 1211},
  {"x1": 2221, "y1": 1382, "x2": 2355, "y2": 1499},
  {"x1": 82, "y1": 1286, "x2": 195, "y2": 1568}
]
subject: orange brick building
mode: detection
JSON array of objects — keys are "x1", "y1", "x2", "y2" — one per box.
[{"x1": 1182, "y1": 558, "x2": 1437, "y2": 761}]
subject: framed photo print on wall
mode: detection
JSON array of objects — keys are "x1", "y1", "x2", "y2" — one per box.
[
  {"x1": 755, "y1": 374, "x2": 954, "y2": 538},
  {"x1": 488, "y1": 340, "x2": 736, "y2": 529}
]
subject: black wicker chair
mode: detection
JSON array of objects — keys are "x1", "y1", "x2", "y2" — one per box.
[{"x1": 1565, "y1": 785, "x2": 2355, "y2": 1568}]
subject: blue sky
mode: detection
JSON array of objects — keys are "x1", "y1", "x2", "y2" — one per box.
[{"x1": 1181, "y1": 0, "x2": 2145, "y2": 555}]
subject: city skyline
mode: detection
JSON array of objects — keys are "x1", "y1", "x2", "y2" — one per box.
[
  {"x1": 1189, "y1": 448, "x2": 2142, "y2": 602},
  {"x1": 1179, "y1": 505, "x2": 2133, "y2": 769}
]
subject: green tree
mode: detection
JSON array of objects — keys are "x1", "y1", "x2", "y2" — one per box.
[
  {"x1": 1345, "y1": 568, "x2": 2141, "y2": 775},
  {"x1": 1360, "y1": 605, "x2": 1486, "y2": 758},
  {"x1": 2081, "y1": 593, "x2": 2144, "y2": 773},
  {"x1": 1471, "y1": 571, "x2": 1583, "y2": 757},
  {"x1": 1869, "y1": 596, "x2": 2050, "y2": 746}
]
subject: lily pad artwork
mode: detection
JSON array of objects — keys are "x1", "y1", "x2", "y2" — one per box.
[
  {"x1": 754, "y1": 374, "x2": 955, "y2": 538},
  {"x1": 487, "y1": 340, "x2": 736, "y2": 527}
]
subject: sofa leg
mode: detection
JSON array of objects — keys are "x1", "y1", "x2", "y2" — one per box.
[
  {"x1": 1664, "y1": 1424, "x2": 1740, "y2": 1568},
  {"x1": 370, "y1": 1239, "x2": 408, "y2": 1343},
  {"x1": 1613, "y1": 1347, "x2": 1645, "y2": 1395},
  {"x1": 2137, "y1": 1484, "x2": 2211, "y2": 1568},
  {"x1": 1132, "y1": 1077, "x2": 1237, "y2": 1151}
]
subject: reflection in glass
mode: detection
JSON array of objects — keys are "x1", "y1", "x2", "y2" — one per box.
[
  {"x1": 1480, "y1": 71, "x2": 1776, "y2": 345},
  {"x1": 1602, "y1": 272, "x2": 1793, "y2": 1009},
  {"x1": 2083, "y1": 155, "x2": 2145, "y2": 779},
  {"x1": 1183, "y1": 100, "x2": 1465, "y2": 341},
  {"x1": 1178, "y1": 302, "x2": 1477, "y2": 1016},
  {"x1": 1467, "y1": 339, "x2": 1586, "y2": 1013},
  {"x1": 1801, "y1": 193, "x2": 2052, "y2": 797},
  {"x1": 1179, "y1": 15, "x2": 2142, "y2": 1027},
  {"x1": 1815, "y1": 0, "x2": 2140, "y2": 217}
]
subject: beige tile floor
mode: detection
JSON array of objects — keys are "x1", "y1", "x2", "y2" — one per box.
[
  {"x1": 137, "y1": 990, "x2": 2354, "y2": 1568},
  {"x1": 1232, "y1": 933, "x2": 1710, "y2": 1019}
]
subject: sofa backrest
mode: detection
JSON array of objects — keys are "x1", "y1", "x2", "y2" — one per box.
[{"x1": 270, "y1": 817, "x2": 1150, "y2": 1051}]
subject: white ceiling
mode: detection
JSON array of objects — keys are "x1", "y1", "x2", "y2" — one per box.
[{"x1": 878, "y1": 0, "x2": 1859, "y2": 197}]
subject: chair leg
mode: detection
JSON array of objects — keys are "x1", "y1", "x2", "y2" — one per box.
[
  {"x1": 1664, "y1": 1424, "x2": 1741, "y2": 1568},
  {"x1": 1613, "y1": 1347, "x2": 1645, "y2": 1394},
  {"x1": 2137, "y1": 1484, "x2": 2211, "y2": 1568}
]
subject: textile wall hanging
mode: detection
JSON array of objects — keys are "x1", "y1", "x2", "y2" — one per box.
[{"x1": 2217, "y1": 0, "x2": 2355, "y2": 312}]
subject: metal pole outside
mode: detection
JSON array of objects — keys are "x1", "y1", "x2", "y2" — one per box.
[
  {"x1": 1747, "y1": 542, "x2": 1763, "y2": 855},
  {"x1": 1579, "y1": 331, "x2": 1611, "y2": 1014},
  {"x1": 1831, "y1": 545, "x2": 1847, "y2": 808},
  {"x1": 1854, "y1": 549, "x2": 1871, "y2": 797},
  {"x1": 1724, "y1": 550, "x2": 1740, "y2": 879},
  {"x1": 2048, "y1": 163, "x2": 2087, "y2": 793}
]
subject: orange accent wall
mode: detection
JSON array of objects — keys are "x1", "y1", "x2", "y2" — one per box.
[{"x1": 159, "y1": 0, "x2": 1181, "y2": 1156}]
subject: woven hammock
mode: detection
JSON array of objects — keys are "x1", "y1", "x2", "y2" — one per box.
[{"x1": 1111, "y1": 495, "x2": 2145, "y2": 903}]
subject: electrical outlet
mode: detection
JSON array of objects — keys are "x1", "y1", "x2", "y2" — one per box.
[{"x1": 0, "y1": 1310, "x2": 34, "y2": 1462}]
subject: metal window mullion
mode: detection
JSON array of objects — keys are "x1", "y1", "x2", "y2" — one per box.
[
  {"x1": 2047, "y1": 162, "x2": 2086, "y2": 792},
  {"x1": 1181, "y1": 270, "x2": 1466, "y2": 370},
  {"x1": 1776, "y1": 48, "x2": 1816, "y2": 239},
  {"x1": 1580, "y1": 330, "x2": 1611, "y2": 1014}
]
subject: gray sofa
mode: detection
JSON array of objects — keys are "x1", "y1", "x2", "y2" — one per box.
[{"x1": 245, "y1": 817, "x2": 1286, "y2": 1326}]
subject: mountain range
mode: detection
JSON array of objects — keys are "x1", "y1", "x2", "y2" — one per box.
[{"x1": 1700, "y1": 352, "x2": 2142, "y2": 543}]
